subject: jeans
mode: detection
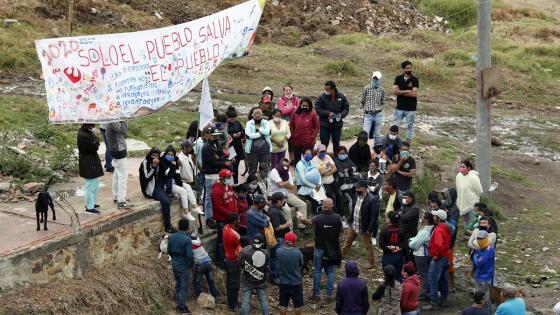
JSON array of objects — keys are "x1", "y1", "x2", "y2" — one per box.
[
  {"x1": 381, "y1": 252, "x2": 404, "y2": 283},
  {"x1": 319, "y1": 126, "x2": 342, "y2": 153},
  {"x1": 215, "y1": 221, "x2": 225, "y2": 267},
  {"x1": 112, "y1": 157, "x2": 128, "y2": 203},
  {"x1": 414, "y1": 255, "x2": 431, "y2": 298},
  {"x1": 428, "y1": 256, "x2": 449, "y2": 304},
  {"x1": 193, "y1": 261, "x2": 219, "y2": 297},
  {"x1": 204, "y1": 177, "x2": 217, "y2": 221},
  {"x1": 196, "y1": 172, "x2": 205, "y2": 204},
  {"x1": 84, "y1": 177, "x2": 100, "y2": 210},
  {"x1": 241, "y1": 283, "x2": 269, "y2": 315},
  {"x1": 172, "y1": 268, "x2": 190, "y2": 312},
  {"x1": 312, "y1": 248, "x2": 336, "y2": 297},
  {"x1": 402, "y1": 310, "x2": 420, "y2": 315},
  {"x1": 224, "y1": 259, "x2": 241, "y2": 311},
  {"x1": 270, "y1": 150, "x2": 287, "y2": 172},
  {"x1": 394, "y1": 109, "x2": 416, "y2": 141},
  {"x1": 100, "y1": 128, "x2": 113, "y2": 170},
  {"x1": 152, "y1": 182, "x2": 171, "y2": 230},
  {"x1": 232, "y1": 157, "x2": 241, "y2": 184},
  {"x1": 363, "y1": 112, "x2": 383, "y2": 146},
  {"x1": 270, "y1": 237, "x2": 285, "y2": 281}
]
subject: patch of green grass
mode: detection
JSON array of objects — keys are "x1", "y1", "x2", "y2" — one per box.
[
  {"x1": 492, "y1": 165, "x2": 526, "y2": 183},
  {"x1": 418, "y1": 0, "x2": 477, "y2": 29},
  {"x1": 323, "y1": 60, "x2": 357, "y2": 76},
  {"x1": 413, "y1": 167, "x2": 435, "y2": 203},
  {"x1": 0, "y1": 23, "x2": 42, "y2": 74},
  {"x1": 333, "y1": 33, "x2": 370, "y2": 46},
  {"x1": 480, "y1": 196, "x2": 505, "y2": 221}
]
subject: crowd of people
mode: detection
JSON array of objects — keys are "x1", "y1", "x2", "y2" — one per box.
[{"x1": 75, "y1": 60, "x2": 529, "y2": 315}]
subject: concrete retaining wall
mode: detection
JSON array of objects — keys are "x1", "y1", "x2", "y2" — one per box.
[{"x1": 0, "y1": 201, "x2": 215, "y2": 291}]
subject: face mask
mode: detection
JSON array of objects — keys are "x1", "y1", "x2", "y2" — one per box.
[
  {"x1": 338, "y1": 154, "x2": 347, "y2": 160},
  {"x1": 249, "y1": 183, "x2": 258, "y2": 190},
  {"x1": 372, "y1": 80, "x2": 380, "y2": 88},
  {"x1": 402, "y1": 198, "x2": 408, "y2": 205},
  {"x1": 478, "y1": 225, "x2": 488, "y2": 231},
  {"x1": 477, "y1": 238, "x2": 490, "y2": 249},
  {"x1": 301, "y1": 106, "x2": 310, "y2": 112},
  {"x1": 273, "y1": 117, "x2": 282, "y2": 123},
  {"x1": 400, "y1": 151, "x2": 410, "y2": 158},
  {"x1": 304, "y1": 154, "x2": 313, "y2": 162},
  {"x1": 224, "y1": 178, "x2": 234, "y2": 185},
  {"x1": 318, "y1": 152, "x2": 326, "y2": 159},
  {"x1": 389, "y1": 134, "x2": 397, "y2": 140},
  {"x1": 459, "y1": 166, "x2": 468, "y2": 175},
  {"x1": 405, "y1": 70, "x2": 412, "y2": 76},
  {"x1": 165, "y1": 155, "x2": 175, "y2": 162},
  {"x1": 254, "y1": 118, "x2": 262, "y2": 123},
  {"x1": 283, "y1": 166, "x2": 289, "y2": 170}
]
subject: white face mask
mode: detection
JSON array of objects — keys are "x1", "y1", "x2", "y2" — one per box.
[
  {"x1": 389, "y1": 134, "x2": 397, "y2": 140},
  {"x1": 273, "y1": 117, "x2": 282, "y2": 123},
  {"x1": 224, "y1": 178, "x2": 234, "y2": 185},
  {"x1": 402, "y1": 198, "x2": 408, "y2": 205}
]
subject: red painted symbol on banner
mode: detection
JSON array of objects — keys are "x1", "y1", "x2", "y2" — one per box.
[{"x1": 63, "y1": 67, "x2": 82, "y2": 83}]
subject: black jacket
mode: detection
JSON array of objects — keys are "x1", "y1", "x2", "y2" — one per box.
[
  {"x1": 315, "y1": 91, "x2": 349, "y2": 128},
  {"x1": 348, "y1": 192, "x2": 380, "y2": 236},
  {"x1": 379, "y1": 224, "x2": 406, "y2": 254},
  {"x1": 201, "y1": 141, "x2": 228, "y2": 175},
  {"x1": 348, "y1": 142, "x2": 371, "y2": 172},
  {"x1": 399, "y1": 203, "x2": 420, "y2": 240},
  {"x1": 227, "y1": 120, "x2": 245, "y2": 160},
  {"x1": 77, "y1": 126, "x2": 104, "y2": 179}
]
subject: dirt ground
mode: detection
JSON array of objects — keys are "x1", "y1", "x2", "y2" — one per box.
[{"x1": 504, "y1": 0, "x2": 560, "y2": 20}]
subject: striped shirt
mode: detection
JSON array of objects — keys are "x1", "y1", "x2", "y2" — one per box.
[{"x1": 360, "y1": 85, "x2": 385, "y2": 113}]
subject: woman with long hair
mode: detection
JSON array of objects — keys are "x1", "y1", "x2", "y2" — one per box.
[
  {"x1": 455, "y1": 159, "x2": 483, "y2": 229},
  {"x1": 290, "y1": 97, "x2": 320, "y2": 166}
]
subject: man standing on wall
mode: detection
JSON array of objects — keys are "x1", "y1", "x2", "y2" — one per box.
[
  {"x1": 393, "y1": 60, "x2": 419, "y2": 142},
  {"x1": 106, "y1": 120, "x2": 131, "y2": 209}
]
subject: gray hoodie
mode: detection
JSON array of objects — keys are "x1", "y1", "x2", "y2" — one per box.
[{"x1": 106, "y1": 121, "x2": 128, "y2": 158}]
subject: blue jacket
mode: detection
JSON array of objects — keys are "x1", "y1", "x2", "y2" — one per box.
[
  {"x1": 473, "y1": 247, "x2": 495, "y2": 283},
  {"x1": 244, "y1": 119, "x2": 271, "y2": 154},
  {"x1": 335, "y1": 261, "x2": 369, "y2": 315},
  {"x1": 247, "y1": 207, "x2": 269, "y2": 240},
  {"x1": 168, "y1": 232, "x2": 193, "y2": 272},
  {"x1": 495, "y1": 298, "x2": 526, "y2": 315}
]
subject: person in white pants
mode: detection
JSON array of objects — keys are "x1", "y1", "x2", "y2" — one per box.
[
  {"x1": 106, "y1": 121, "x2": 130, "y2": 209},
  {"x1": 268, "y1": 158, "x2": 309, "y2": 234}
]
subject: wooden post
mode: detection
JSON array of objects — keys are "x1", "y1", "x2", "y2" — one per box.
[{"x1": 68, "y1": 0, "x2": 74, "y2": 36}]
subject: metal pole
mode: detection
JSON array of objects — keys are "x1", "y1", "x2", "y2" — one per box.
[
  {"x1": 476, "y1": 0, "x2": 492, "y2": 199},
  {"x1": 68, "y1": 0, "x2": 74, "y2": 36}
]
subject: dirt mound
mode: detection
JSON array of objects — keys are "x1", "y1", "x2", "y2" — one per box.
[{"x1": 27, "y1": 0, "x2": 446, "y2": 47}]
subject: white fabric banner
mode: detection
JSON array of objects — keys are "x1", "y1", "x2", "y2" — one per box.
[
  {"x1": 199, "y1": 77, "x2": 214, "y2": 131},
  {"x1": 35, "y1": 0, "x2": 266, "y2": 124}
]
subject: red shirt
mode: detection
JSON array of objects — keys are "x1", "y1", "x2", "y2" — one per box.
[
  {"x1": 429, "y1": 223, "x2": 451, "y2": 259},
  {"x1": 289, "y1": 111, "x2": 320, "y2": 148},
  {"x1": 211, "y1": 181, "x2": 238, "y2": 222},
  {"x1": 237, "y1": 198, "x2": 249, "y2": 229},
  {"x1": 223, "y1": 224, "x2": 241, "y2": 262},
  {"x1": 401, "y1": 274, "x2": 420, "y2": 312}
]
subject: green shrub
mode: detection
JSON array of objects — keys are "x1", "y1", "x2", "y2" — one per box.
[
  {"x1": 413, "y1": 167, "x2": 435, "y2": 204},
  {"x1": 414, "y1": 61, "x2": 451, "y2": 83},
  {"x1": 323, "y1": 60, "x2": 357, "y2": 76},
  {"x1": 418, "y1": 0, "x2": 478, "y2": 28}
]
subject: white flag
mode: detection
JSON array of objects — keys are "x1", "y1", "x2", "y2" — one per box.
[{"x1": 199, "y1": 78, "x2": 214, "y2": 131}]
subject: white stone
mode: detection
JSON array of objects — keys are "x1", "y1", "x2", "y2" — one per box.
[{"x1": 197, "y1": 293, "x2": 215, "y2": 309}]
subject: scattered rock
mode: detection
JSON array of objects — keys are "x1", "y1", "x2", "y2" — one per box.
[
  {"x1": 22, "y1": 182, "x2": 42, "y2": 194},
  {"x1": 196, "y1": 293, "x2": 215, "y2": 309},
  {"x1": 491, "y1": 137, "x2": 502, "y2": 147},
  {"x1": 0, "y1": 181, "x2": 11, "y2": 193},
  {"x1": 543, "y1": 266, "x2": 557, "y2": 274},
  {"x1": 331, "y1": 20, "x2": 341, "y2": 26},
  {"x1": 526, "y1": 275, "x2": 541, "y2": 284},
  {"x1": 3, "y1": 19, "x2": 19, "y2": 27},
  {"x1": 90, "y1": 7, "x2": 98, "y2": 14},
  {"x1": 154, "y1": 11, "x2": 163, "y2": 20},
  {"x1": 543, "y1": 247, "x2": 549, "y2": 252},
  {"x1": 9, "y1": 146, "x2": 26, "y2": 155}
]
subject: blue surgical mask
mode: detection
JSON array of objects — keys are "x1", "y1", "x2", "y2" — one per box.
[
  {"x1": 304, "y1": 154, "x2": 313, "y2": 162},
  {"x1": 165, "y1": 155, "x2": 175, "y2": 162},
  {"x1": 372, "y1": 79, "x2": 380, "y2": 88},
  {"x1": 318, "y1": 152, "x2": 326, "y2": 159},
  {"x1": 249, "y1": 183, "x2": 258, "y2": 190},
  {"x1": 338, "y1": 154, "x2": 348, "y2": 160}
]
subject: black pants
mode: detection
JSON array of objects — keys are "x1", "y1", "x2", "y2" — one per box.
[
  {"x1": 292, "y1": 145, "x2": 314, "y2": 166},
  {"x1": 224, "y1": 259, "x2": 241, "y2": 311},
  {"x1": 215, "y1": 221, "x2": 225, "y2": 268},
  {"x1": 323, "y1": 183, "x2": 340, "y2": 216},
  {"x1": 301, "y1": 194, "x2": 320, "y2": 215},
  {"x1": 319, "y1": 126, "x2": 342, "y2": 153}
]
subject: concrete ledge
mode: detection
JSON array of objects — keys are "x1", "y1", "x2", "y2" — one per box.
[{"x1": 0, "y1": 200, "x2": 216, "y2": 292}]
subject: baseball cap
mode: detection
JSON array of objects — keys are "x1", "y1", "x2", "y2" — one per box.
[
  {"x1": 400, "y1": 190, "x2": 415, "y2": 198},
  {"x1": 254, "y1": 194, "x2": 267, "y2": 204},
  {"x1": 285, "y1": 232, "x2": 297, "y2": 245},
  {"x1": 316, "y1": 144, "x2": 327, "y2": 152},
  {"x1": 253, "y1": 233, "x2": 265, "y2": 248},
  {"x1": 262, "y1": 86, "x2": 273, "y2": 94},
  {"x1": 372, "y1": 71, "x2": 383, "y2": 80},
  {"x1": 210, "y1": 127, "x2": 222, "y2": 136},
  {"x1": 218, "y1": 169, "x2": 233, "y2": 178},
  {"x1": 431, "y1": 209, "x2": 447, "y2": 221},
  {"x1": 476, "y1": 230, "x2": 489, "y2": 239}
]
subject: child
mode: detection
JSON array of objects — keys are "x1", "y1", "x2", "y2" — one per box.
[{"x1": 472, "y1": 230, "x2": 495, "y2": 311}]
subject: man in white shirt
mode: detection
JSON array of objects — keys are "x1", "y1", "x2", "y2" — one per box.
[
  {"x1": 178, "y1": 140, "x2": 197, "y2": 185},
  {"x1": 268, "y1": 159, "x2": 309, "y2": 233}
]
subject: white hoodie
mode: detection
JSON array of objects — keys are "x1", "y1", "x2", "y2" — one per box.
[{"x1": 455, "y1": 170, "x2": 483, "y2": 215}]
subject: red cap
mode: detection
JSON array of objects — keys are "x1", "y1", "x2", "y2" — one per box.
[
  {"x1": 285, "y1": 231, "x2": 297, "y2": 245},
  {"x1": 219, "y1": 169, "x2": 233, "y2": 178},
  {"x1": 262, "y1": 95, "x2": 272, "y2": 103}
]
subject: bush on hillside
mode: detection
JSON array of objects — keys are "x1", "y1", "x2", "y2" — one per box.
[{"x1": 418, "y1": 0, "x2": 477, "y2": 29}]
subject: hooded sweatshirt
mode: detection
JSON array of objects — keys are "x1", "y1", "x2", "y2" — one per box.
[
  {"x1": 289, "y1": 109, "x2": 320, "y2": 148},
  {"x1": 139, "y1": 147, "x2": 162, "y2": 198},
  {"x1": 429, "y1": 222, "x2": 451, "y2": 259},
  {"x1": 456, "y1": 170, "x2": 483, "y2": 215},
  {"x1": 472, "y1": 246, "x2": 495, "y2": 283},
  {"x1": 335, "y1": 261, "x2": 370, "y2": 315},
  {"x1": 400, "y1": 274, "x2": 420, "y2": 312},
  {"x1": 408, "y1": 225, "x2": 434, "y2": 257}
]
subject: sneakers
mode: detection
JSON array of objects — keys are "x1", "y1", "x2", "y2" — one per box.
[
  {"x1": 85, "y1": 208, "x2": 101, "y2": 215},
  {"x1": 166, "y1": 226, "x2": 178, "y2": 233},
  {"x1": 94, "y1": 204, "x2": 100, "y2": 208},
  {"x1": 421, "y1": 303, "x2": 439, "y2": 311},
  {"x1": 191, "y1": 206, "x2": 204, "y2": 215},
  {"x1": 117, "y1": 201, "x2": 133, "y2": 209},
  {"x1": 105, "y1": 166, "x2": 115, "y2": 173},
  {"x1": 184, "y1": 212, "x2": 196, "y2": 222}
]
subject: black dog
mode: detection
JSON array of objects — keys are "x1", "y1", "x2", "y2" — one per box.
[
  {"x1": 35, "y1": 188, "x2": 55, "y2": 231},
  {"x1": 299, "y1": 245, "x2": 315, "y2": 275}
]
